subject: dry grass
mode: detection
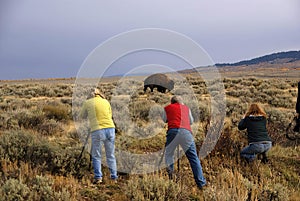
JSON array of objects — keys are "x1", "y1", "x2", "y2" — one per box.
[{"x1": 0, "y1": 76, "x2": 299, "y2": 200}]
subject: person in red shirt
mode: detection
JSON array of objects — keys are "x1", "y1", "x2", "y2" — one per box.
[{"x1": 162, "y1": 96, "x2": 206, "y2": 189}]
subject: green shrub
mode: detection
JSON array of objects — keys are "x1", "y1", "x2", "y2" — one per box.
[
  {"x1": 226, "y1": 87, "x2": 253, "y2": 99},
  {"x1": 61, "y1": 98, "x2": 72, "y2": 106},
  {"x1": 37, "y1": 119, "x2": 63, "y2": 136},
  {"x1": 129, "y1": 100, "x2": 152, "y2": 121},
  {"x1": 111, "y1": 97, "x2": 131, "y2": 133},
  {"x1": 0, "y1": 179, "x2": 32, "y2": 201},
  {"x1": 112, "y1": 79, "x2": 142, "y2": 95},
  {"x1": 0, "y1": 130, "x2": 90, "y2": 176},
  {"x1": 191, "y1": 99, "x2": 210, "y2": 122},
  {"x1": 148, "y1": 104, "x2": 164, "y2": 119},
  {"x1": 31, "y1": 175, "x2": 54, "y2": 200},
  {"x1": 30, "y1": 175, "x2": 72, "y2": 201},
  {"x1": 149, "y1": 94, "x2": 170, "y2": 105},
  {"x1": 126, "y1": 175, "x2": 189, "y2": 201},
  {"x1": 43, "y1": 104, "x2": 70, "y2": 121},
  {"x1": 0, "y1": 113, "x2": 20, "y2": 130},
  {"x1": 15, "y1": 110, "x2": 45, "y2": 129},
  {"x1": 28, "y1": 141, "x2": 59, "y2": 169},
  {"x1": 262, "y1": 88, "x2": 280, "y2": 96},
  {"x1": 174, "y1": 88, "x2": 191, "y2": 95},
  {"x1": 0, "y1": 130, "x2": 35, "y2": 162},
  {"x1": 29, "y1": 141, "x2": 90, "y2": 176},
  {"x1": 258, "y1": 183, "x2": 290, "y2": 201}
]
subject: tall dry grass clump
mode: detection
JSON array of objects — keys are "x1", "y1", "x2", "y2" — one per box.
[
  {"x1": 126, "y1": 174, "x2": 189, "y2": 201},
  {"x1": 203, "y1": 169, "x2": 249, "y2": 200}
]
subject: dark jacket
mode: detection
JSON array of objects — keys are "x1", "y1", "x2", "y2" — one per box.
[
  {"x1": 296, "y1": 81, "x2": 300, "y2": 113},
  {"x1": 238, "y1": 116, "x2": 272, "y2": 143}
]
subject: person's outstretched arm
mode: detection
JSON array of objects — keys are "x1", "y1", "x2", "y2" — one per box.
[
  {"x1": 296, "y1": 81, "x2": 300, "y2": 116},
  {"x1": 189, "y1": 109, "x2": 194, "y2": 125},
  {"x1": 162, "y1": 110, "x2": 167, "y2": 123},
  {"x1": 238, "y1": 117, "x2": 247, "y2": 130}
]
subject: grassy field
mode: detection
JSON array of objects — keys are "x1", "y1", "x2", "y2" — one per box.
[{"x1": 0, "y1": 71, "x2": 299, "y2": 200}]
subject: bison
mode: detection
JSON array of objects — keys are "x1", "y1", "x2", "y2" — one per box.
[{"x1": 143, "y1": 73, "x2": 174, "y2": 93}]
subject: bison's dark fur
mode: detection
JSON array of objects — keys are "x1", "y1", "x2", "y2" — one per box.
[{"x1": 143, "y1": 73, "x2": 174, "y2": 93}]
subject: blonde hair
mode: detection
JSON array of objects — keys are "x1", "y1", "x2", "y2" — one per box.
[
  {"x1": 87, "y1": 88, "x2": 106, "y2": 99},
  {"x1": 94, "y1": 88, "x2": 106, "y2": 99},
  {"x1": 245, "y1": 103, "x2": 267, "y2": 118}
]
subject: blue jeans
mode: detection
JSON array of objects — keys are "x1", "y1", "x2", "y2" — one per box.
[
  {"x1": 165, "y1": 128, "x2": 206, "y2": 188},
  {"x1": 91, "y1": 128, "x2": 118, "y2": 179},
  {"x1": 240, "y1": 142, "x2": 272, "y2": 161}
]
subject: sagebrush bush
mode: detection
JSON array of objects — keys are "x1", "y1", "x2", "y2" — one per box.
[
  {"x1": 0, "y1": 130, "x2": 36, "y2": 162},
  {"x1": 43, "y1": 104, "x2": 71, "y2": 121},
  {"x1": 226, "y1": 99, "x2": 245, "y2": 117},
  {"x1": 267, "y1": 94, "x2": 294, "y2": 108},
  {"x1": 126, "y1": 174, "x2": 189, "y2": 201},
  {"x1": 31, "y1": 175, "x2": 55, "y2": 200},
  {"x1": 111, "y1": 96, "x2": 131, "y2": 133},
  {"x1": 262, "y1": 87, "x2": 279, "y2": 96},
  {"x1": 226, "y1": 87, "x2": 253, "y2": 99},
  {"x1": 0, "y1": 83, "x2": 72, "y2": 98},
  {"x1": 112, "y1": 79, "x2": 142, "y2": 96},
  {"x1": 260, "y1": 182, "x2": 290, "y2": 201},
  {"x1": 203, "y1": 169, "x2": 249, "y2": 200},
  {"x1": 0, "y1": 179, "x2": 32, "y2": 201},
  {"x1": 148, "y1": 104, "x2": 165, "y2": 120},
  {"x1": 194, "y1": 99, "x2": 211, "y2": 122},
  {"x1": 30, "y1": 175, "x2": 73, "y2": 201},
  {"x1": 129, "y1": 100, "x2": 152, "y2": 121},
  {"x1": 29, "y1": 142, "x2": 90, "y2": 176},
  {"x1": 149, "y1": 94, "x2": 170, "y2": 105},
  {"x1": 15, "y1": 109, "x2": 45, "y2": 129},
  {"x1": 173, "y1": 87, "x2": 192, "y2": 96},
  {"x1": 0, "y1": 130, "x2": 90, "y2": 176},
  {"x1": 37, "y1": 119, "x2": 63, "y2": 136}
]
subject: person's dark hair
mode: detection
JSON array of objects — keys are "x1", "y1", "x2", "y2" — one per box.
[{"x1": 171, "y1": 96, "x2": 182, "y2": 104}]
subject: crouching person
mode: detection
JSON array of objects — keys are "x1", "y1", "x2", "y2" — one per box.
[
  {"x1": 80, "y1": 88, "x2": 118, "y2": 184},
  {"x1": 162, "y1": 96, "x2": 206, "y2": 189},
  {"x1": 238, "y1": 103, "x2": 272, "y2": 163}
]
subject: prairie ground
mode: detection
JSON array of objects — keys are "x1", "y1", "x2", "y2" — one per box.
[{"x1": 0, "y1": 71, "x2": 299, "y2": 200}]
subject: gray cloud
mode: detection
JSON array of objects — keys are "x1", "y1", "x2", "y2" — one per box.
[{"x1": 0, "y1": 0, "x2": 299, "y2": 79}]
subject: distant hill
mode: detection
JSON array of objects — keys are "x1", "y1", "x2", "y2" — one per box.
[
  {"x1": 215, "y1": 50, "x2": 300, "y2": 67},
  {"x1": 178, "y1": 50, "x2": 300, "y2": 78}
]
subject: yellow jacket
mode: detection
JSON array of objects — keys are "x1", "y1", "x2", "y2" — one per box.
[{"x1": 80, "y1": 95, "x2": 115, "y2": 132}]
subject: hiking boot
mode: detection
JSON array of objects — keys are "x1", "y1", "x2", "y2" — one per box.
[
  {"x1": 241, "y1": 157, "x2": 254, "y2": 164},
  {"x1": 198, "y1": 184, "x2": 206, "y2": 191},
  {"x1": 93, "y1": 178, "x2": 102, "y2": 185},
  {"x1": 168, "y1": 173, "x2": 173, "y2": 180},
  {"x1": 261, "y1": 152, "x2": 268, "y2": 164},
  {"x1": 167, "y1": 169, "x2": 174, "y2": 180}
]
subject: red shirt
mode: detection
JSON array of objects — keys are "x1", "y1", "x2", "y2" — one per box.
[{"x1": 164, "y1": 103, "x2": 192, "y2": 131}]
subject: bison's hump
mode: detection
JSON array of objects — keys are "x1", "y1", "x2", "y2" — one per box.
[{"x1": 144, "y1": 73, "x2": 170, "y2": 87}]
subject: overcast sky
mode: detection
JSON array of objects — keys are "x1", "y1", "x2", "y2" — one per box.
[{"x1": 0, "y1": 0, "x2": 299, "y2": 80}]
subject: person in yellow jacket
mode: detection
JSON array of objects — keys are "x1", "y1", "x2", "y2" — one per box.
[{"x1": 80, "y1": 88, "x2": 117, "y2": 184}]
